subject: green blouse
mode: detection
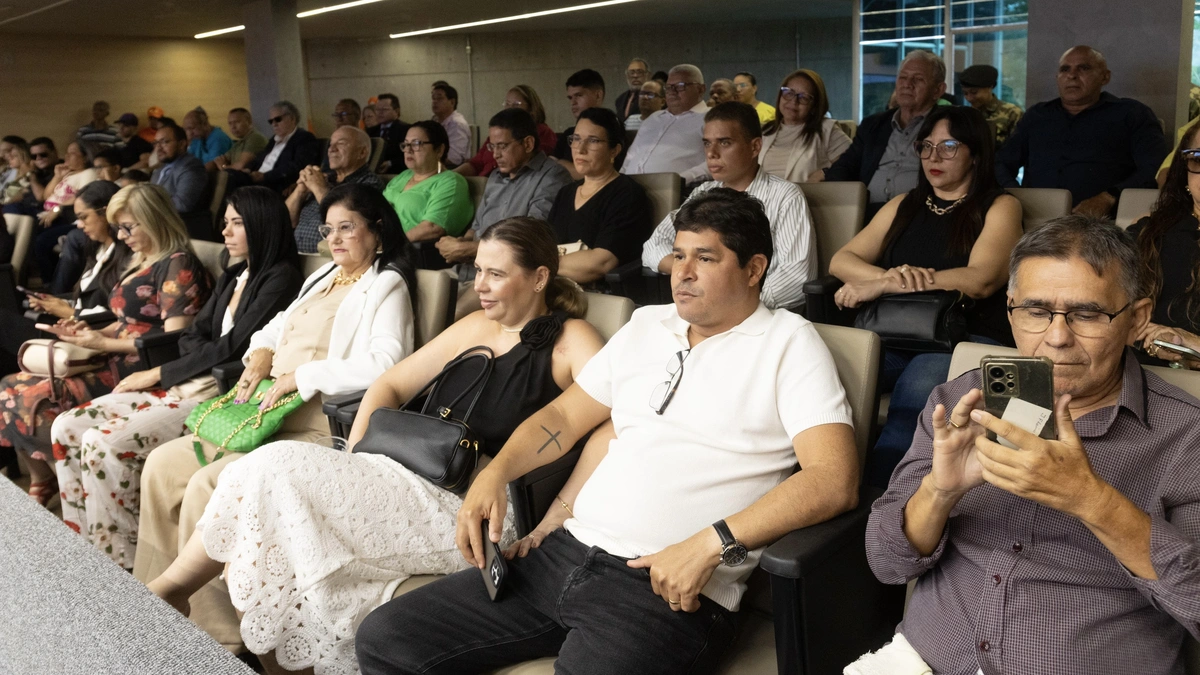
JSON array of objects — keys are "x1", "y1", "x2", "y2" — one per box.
[{"x1": 382, "y1": 169, "x2": 475, "y2": 237}]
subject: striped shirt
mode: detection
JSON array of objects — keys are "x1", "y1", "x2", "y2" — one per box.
[
  {"x1": 639, "y1": 170, "x2": 816, "y2": 310},
  {"x1": 866, "y1": 353, "x2": 1200, "y2": 675}
]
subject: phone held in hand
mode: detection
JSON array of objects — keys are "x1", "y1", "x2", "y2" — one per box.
[
  {"x1": 1151, "y1": 339, "x2": 1200, "y2": 362},
  {"x1": 980, "y1": 356, "x2": 1057, "y2": 445},
  {"x1": 480, "y1": 519, "x2": 507, "y2": 602}
]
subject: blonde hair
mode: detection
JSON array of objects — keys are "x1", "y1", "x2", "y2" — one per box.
[{"x1": 107, "y1": 183, "x2": 193, "y2": 271}]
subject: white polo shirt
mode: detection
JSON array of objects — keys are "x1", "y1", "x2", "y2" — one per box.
[{"x1": 566, "y1": 303, "x2": 853, "y2": 611}]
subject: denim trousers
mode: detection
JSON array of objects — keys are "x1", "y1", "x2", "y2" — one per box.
[{"x1": 356, "y1": 529, "x2": 739, "y2": 675}]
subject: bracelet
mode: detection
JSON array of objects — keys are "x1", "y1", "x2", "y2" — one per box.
[
  {"x1": 557, "y1": 496, "x2": 574, "y2": 518},
  {"x1": 248, "y1": 347, "x2": 275, "y2": 361}
]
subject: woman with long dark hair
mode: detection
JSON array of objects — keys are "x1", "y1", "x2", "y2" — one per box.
[
  {"x1": 146, "y1": 217, "x2": 602, "y2": 674},
  {"x1": 759, "y1": 69, "x2": 852, "y2": 183},
  {"x1": 48, "y1": 186, "x2": 305, "y2": 569},
  {"x1": 1131, "y1": 122, "x2": 1200, "y2": 368},
  {"x1": 828, "y1": 105, "x2": 1023, "y2": 485}
]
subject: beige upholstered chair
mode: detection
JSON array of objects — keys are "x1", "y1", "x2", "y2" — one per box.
[
  {"x1": 4, "y1": 214, "x2": 35, "y2": 282},
  {"x1": 1006, "y1": 188, "x2": 1072, "y2": 232},
  {"x1": 412, "y1": 268, "x2": 456, "y2": 348},
  {"x1": 581, "y1": 292, "x2": 633, "y2": 342},
  {"x1": 947, "y1": 341, "x2": 1200, "y2": 675},
  {"x1": 367, "y1": 137, "x2": 386, "y2": 173},
  {"x1": 835, "y1": 120, "x2": 858, "y2": 140},
  {"x1": 1114, "y1": 188, "x2": 1160, "y2": 230},
  {"x1": 466, "y1": 175, "x2": 488, "y2": 210},
  {"x1": 798, "y1": 181, "x2": 868, "y2": 277},
  {"x1": 190, "y1": 240, "x2": 231, "y2": 282},
  {"x1": 206, "y1": 169, "x2": 229, "y2": 233},
  {"x1": 628, "y1": 172, "x2": 683, "y2": 225}
]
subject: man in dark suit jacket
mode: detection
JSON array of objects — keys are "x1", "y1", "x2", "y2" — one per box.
[
  {"x1": 366, "y1": 93, "x2": 410, "y2": 173},
  {"x1": 614, "y1": 58, "x2": 649, "y2": 123},
  {"x1": 151, "y1": 122, "x2": 207, "y2": 214},
  {"x1": 822, "y1": 50, "x2": 946, "y2": 219},
  {"x1": 229, "y1": 101, "x2": 322, "y2": 193}
]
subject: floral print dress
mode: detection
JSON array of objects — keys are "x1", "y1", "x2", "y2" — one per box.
[{"x1": 0, "y1": 251, "x2": 211, "y2": 462}]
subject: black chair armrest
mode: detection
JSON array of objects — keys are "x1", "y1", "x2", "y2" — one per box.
[
  {"x1": 761, "y1": 485, "x2": 905, "y2": 675},
  {"x1": 603, "y1": 260, "x2": 643, "y2": 300},
  {"x1": 411, "y1": 241, "x2": 452, "y2": 271},
  {"x1": 134, "y1": 331, "x2": 183, "y2": 369},
  {"x1": 211, "y1": 360, "x2": 246, "y2": 393},
  {"x1": 508, "y1": 446, "x2": 583, "y2": 538},
  {"x1": 79, "y1": 310, "x2": 116, "y2": 327},
  {"x1": 322, "y1": 390, "x2": 367, "y2": 442},
  {"x1": 803, "y1": 275, "x2": 861, "y2": 326},
  {"x1": 640, "y1": 266, "x2": 673, "y2": 305}
]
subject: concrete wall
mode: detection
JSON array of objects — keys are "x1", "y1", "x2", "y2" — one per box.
[
  {"x1": 0, "y1": 35, "x2": 248, "y2": 149},
  {"x1": 305, "y1": 18, "x2": 856, "y2": 139},
  {"x1": 1026, "y1": 0, "x2": 1191, "y2": 132}
]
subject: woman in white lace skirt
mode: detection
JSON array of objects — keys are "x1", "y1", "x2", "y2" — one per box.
[{"x1": 147, "y1": 218, "x2": 605, "y2": 674}]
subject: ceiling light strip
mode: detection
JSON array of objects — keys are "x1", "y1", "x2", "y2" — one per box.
[
  {"x1": 390, "y1": 0, "x2": 642, "y2": 38},
  {"x1": 297, "y1": 0, "x2": 386, "y2": 18},
  {"x1": 0, "y1": 0, "x2": 76, "y2": 28},
  {"x1": 195, "y1": 25, "x2": 246, "y2": 39}
]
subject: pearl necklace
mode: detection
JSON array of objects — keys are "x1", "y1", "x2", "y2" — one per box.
[{"x1": 926, "y1": 194, "x2": 966, "y2": 216}]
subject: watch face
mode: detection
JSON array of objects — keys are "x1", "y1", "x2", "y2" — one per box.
[{"x1": 722, "y1": 544, "x2": 748, "y2": 567}]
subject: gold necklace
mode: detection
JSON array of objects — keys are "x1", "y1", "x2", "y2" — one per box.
[
  {"x1": 332, "y1": 270, "x2": 364, "y2": 286},
  {"x1": 926, "y1": 194, "x2": 966, "y2": 216},
  {"x1": 579, "y1": 171, "x2": 619, "y2": 200}
]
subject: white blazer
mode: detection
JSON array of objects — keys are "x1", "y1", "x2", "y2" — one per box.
[
  {"x1": 243, "y1": 261, "x2": 414, "y2": 401},
  {"x1": 758, "y1": 118, "x2": 852, "y2": 183}
]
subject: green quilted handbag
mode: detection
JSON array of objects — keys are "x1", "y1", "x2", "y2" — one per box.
[{"x1": 184, "y1": 379, "x2": 305, "y2": 466}]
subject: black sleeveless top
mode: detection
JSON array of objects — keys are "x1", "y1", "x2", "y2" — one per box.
[
  {"x1": 881, "y1": 189, "x2": 1014, "y2": 346},
  {"x1": 425, "y1": 312, "x2": 566, "y2": 457}
]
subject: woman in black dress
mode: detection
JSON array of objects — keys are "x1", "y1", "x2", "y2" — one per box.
[{"x1": 828, "y1": 106, "x2": 1024, "y2": 486}]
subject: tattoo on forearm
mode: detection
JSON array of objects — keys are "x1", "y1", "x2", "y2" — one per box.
[{"x1": 536, "y1": 425, "x2": 563, "y2": 454}]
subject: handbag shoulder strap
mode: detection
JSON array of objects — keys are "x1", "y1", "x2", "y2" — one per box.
[{"x1": 403, "y1": 345, "x2": 495, "y2": 424}]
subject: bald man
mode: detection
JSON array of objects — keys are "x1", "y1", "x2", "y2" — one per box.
[
  {"x1": 286, "y1": 125, "x2": 386, "y2": 253},
  {"x1": 996, "y1": 45, "x2": 1168, "y2": 218}
]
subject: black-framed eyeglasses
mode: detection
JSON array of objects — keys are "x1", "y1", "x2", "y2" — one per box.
[
  {"x1": 1182, "y1": 148, "x2": 1200, "y2": 174},
  {"x1": 267, "y1": 116, "x2": 285, "y2": 125},
  {"x1": 1006, "y1": 302, "x2": 1132, "y2": 338},
  {"x1": 116, "y1": 222, "x2": 141, "y2": 236},
  {"x1": 780, "y1": 87, "x2": 815, "y2": 104},
  {"x1": 649, "y1": 349, "x2": 690, "y2": 415},
  {"x1": 399, "y1": 140, "x2": 434, "y2": 151},
  {"x1": 664, "y1": 82, "x2": 697, "y2": 94},
  {"x1": 31, "y1": 152, "x2": 50, "y2": 160},
  {"x1": 915, "y1": 139, "x2": 963, "y2": 160}
]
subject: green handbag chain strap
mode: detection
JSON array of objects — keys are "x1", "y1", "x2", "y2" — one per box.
[{"x1": 191, "y1": 387, "x2": 302, "y2": 466}]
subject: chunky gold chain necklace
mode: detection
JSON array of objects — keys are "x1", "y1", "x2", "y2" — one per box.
[
  {"x1": 331, "y1": 271, "x2": 364, "y2": 286},
  {"x1": 926, "y1": 194, "x2": 966, "y2": 216}
]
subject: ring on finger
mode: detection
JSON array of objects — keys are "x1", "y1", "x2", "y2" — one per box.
[
  {"x1": 946, "y1": 415, "x2": 964, "y2": 429},
  {"x1": 668, "y1": 600, "x2": 680, "y2": 605}
]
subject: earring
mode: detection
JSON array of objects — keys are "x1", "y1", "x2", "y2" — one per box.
[{"x1": 535, "y1": 284, "x2": 544, "y2": 292}]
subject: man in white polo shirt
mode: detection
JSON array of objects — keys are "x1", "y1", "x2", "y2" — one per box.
[{"x1": 356, "y1": 188, "x2": 860, "y2": 674}]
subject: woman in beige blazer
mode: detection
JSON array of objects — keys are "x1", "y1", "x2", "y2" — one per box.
[{"x1": 758, "y1": 69, "x2": 852, "y2": 183}]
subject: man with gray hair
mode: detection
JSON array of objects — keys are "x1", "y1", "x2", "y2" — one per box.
[
  {"x1": 615, "y1": 57, "x2": 650, "y2": 123},
  {"x1": 996, "y1": 45, "x2": 1167, "y2": 218},
  {"x1": 823, "y1": 50, "x2": 946, "y2": 218},
  {"x1": 862, "y1": 216, "x2": 1200, "y2": 674},
  {"x1": 622, "y1": 63, "x2": 711, "y2": 183},
  {"x1": 230, "y1": 100, "x2": 321, "y2": 193},
  {"x1": 286, "y1": 125, "x2": 384, "y2": 253}
]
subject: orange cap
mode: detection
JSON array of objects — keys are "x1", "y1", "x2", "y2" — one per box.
[
  {"x1": 367, "y1": 96, "x2": 378, "y2": 105},
  {"x1": 147, "y1": 106, "x2": 164, "y2": 119}
]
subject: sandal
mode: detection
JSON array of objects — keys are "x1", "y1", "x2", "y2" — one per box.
[{"x1": 28, "y1": 477, "x2": 59, "y2": 508}]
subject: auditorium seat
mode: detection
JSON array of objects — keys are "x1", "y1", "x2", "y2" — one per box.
[
  {"x1": 206, "y1": 169, "x2": 229, "y2": 234},
  {"x1": 191, "y1": 240, "x2": 232, "y2": 282},
  {"x1": 368, "y1": 137, "x2": 385, "y2": 173},
  {"x1": 4, "y1": 213, "x2": 34, "y2": 283},
  {"x1": 1115, "y1": 188, "x2": 1159, "y2": 229},
  {"x1": 835, "y1": 119, "x2": 858, "y2": 140},
  {"x1": 466, "y1": 175, "x2": 487, "y2": 209},
  {"x1": 798, "y1": 180, "x2": 867, "y2": 277},
  {"x1": 1006, "y1": 187, "x2": 1072, "y2": 232},
  {"x1": 605, "y1": 172, "x2": 683, "y2": 303}
]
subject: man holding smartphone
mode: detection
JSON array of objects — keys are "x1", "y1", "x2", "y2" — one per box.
[
  {"x1": 863, "y1": 216, "x2": 1200, "y2": 674},
  {"x1": 356, "y1": 188, "x2": 860, "y2": 674}
]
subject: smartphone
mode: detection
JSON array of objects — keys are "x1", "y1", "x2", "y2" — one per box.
[
  {"x1": 15, "y1": 285, "x2": 45, "y2": 298},
  {"x1": 480, "y1": 519, "x2": 507, "y2": 602},
  {"x1": 1152, "y1": 339, "x2": 1200, "y2": 362},
  {"x1": 980, "y1": 356, "x2": 1057, "y2": 444}
]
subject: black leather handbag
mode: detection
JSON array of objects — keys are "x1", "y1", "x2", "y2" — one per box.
[
  {"x1": 853, "y1": 290, "x2": 972, "y2": 353},
  {"x1": 353, "y1": 346, "x2": 494, "y2": 495}
]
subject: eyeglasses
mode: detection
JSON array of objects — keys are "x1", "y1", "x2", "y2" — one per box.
[
  {"x1": 1007, "y1": 303, "x2": 1132, "y2": 338},
  {"x1": 31, "y1": 152, "x2": 50, "y2": 160},
  {"x1": 318, "y1": 222, "x2": 362, "y2": 239},
  {"x1": 780, "y1": 88, "x2": 815, "y2": 104},
  {"x1": 399, "y1": 140, "x2": 434, "y2": 151},
  {"x1": 566, "y1": 135, "x2": 608, "y2": 150},
  {"x1": 626, "y1": 68, "x2": 648, "y2": 77},
  {"x1": 487, "y1": 140, "x2": 525, "y2": 153},
  {"x1": 267, "y1": 116, "x2": 286, "y2": 125},
  {"x1": 116, "y1": 222, "x2": 141, "y2": 236},
  {"x1": 638, "y1": 91, "x2": 663, "y2": 100},
  {"x1": 503, "y1": 99, "x2": 528, "y2": 108},
  {"x1": 1181, "y1": 149, "x2": 1200, "y2": 174},
  {"x1": 915, "y1": 140, "x2": 964, "y2": 160},
  {"x1": 649, "y1": 349, "x2": 690, "y2": 415},
  {"x1": 663, "y1": 82, "x2": 698, "y2": 94}
]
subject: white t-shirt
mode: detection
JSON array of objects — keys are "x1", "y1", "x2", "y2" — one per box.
[{"x1": 567, "y1": 303, "x2": 853, "y2": 611}]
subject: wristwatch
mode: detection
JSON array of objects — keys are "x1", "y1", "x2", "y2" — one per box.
[{"x1": 712, "y1": 520, "x2": 748, "y2": 567}]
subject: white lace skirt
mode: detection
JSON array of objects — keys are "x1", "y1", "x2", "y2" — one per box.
[{"x1": 195, "y1": 440, "x2": 515, "y2": 675}]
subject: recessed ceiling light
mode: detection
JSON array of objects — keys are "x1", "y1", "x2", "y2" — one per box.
[
  {"x1": 390, "y1": 0, "x2": 643, "y2": 38},
  {"x1": 196, "y1": 0, "x2": 387, "y2": 38},
  {"x1": 195, "y1": 24, "x2": 246, "y2": 39}
]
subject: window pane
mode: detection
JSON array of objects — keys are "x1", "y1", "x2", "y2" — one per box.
[
  {"x1": 951, "y1": 29, "x2": 1028, "y2": 109},
  {"x1": 951, "y1": 0, "x2": 1028, "y2": 30},
  {"x1": 860, "y1": 0, "x2": 946, "y2": 117}
]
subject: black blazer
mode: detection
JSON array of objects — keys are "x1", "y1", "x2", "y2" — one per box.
[
  {"x1": 367, "y1": 121, "x2": 411, "y2": 172},
  {"x1": 824, "y1": 108, "x2": 897, "y2": 193},
  {"x1": 159, "y1": 259, "x2": 304, "y2": 389},
  {"x1": 75, "y1": 240, "x2": 133, "y2": 312},
  {"x1": 249, "y1": 129, "x2": 323, "y2": 193},
  {"x1": 614, "y1": 89, "x2": 637, "y2": 123}
]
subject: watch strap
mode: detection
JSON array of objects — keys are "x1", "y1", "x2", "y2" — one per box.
[{"x1": 712, "y1": 519, "x2": 735, "y2": 548}]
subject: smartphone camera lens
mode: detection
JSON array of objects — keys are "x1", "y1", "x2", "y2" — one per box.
[
  {"x1": 988, "y1": 367, "x2": 1005, "y2": 379},
  {"x1": 990, "y1": 381, "x2": 1006, "y2": 394},
  {"x1": 1007, "y1": 381, "x2": 1015, "y2": 389}
]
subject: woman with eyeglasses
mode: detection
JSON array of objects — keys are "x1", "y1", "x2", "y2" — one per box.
[
  {"x1": 145, "y1": 217, "x2": 602, "y2": 673},
  {"x1": 1130, "y1": 123, "x2": 1200, "y2": 369},
  {"x1": 454, "y1": 85, "x2": 559, "y2": 178},
  {"x1": 547, "y1": 107, "x2": 652, "y2": 285},
  {"x1": 132, "y1": 182, "x2": 417, "y2": 651},
  {"x1": 758, "y1": 69, "x2": 852, "y2": 183},
  {"x1": 828, "y1": 106, "x2": 1023, "y2": 486},
  {"x1": 382, "y1": 120, "x2": 475, "y2": 243},
  {"x1": 47, "y1": 186, "x2": 304, "y2": 570},
  {"x1": 0, "y1": 183, "x2": 212, "y2": 506}
]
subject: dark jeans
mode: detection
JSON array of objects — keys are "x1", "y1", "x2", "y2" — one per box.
[
  {"x1": 356, "y1": 529, "x2": 739, "y2": 675},
  {"x1": 50, "y1": 228, "x2": 89, "y2": 294},
  {"x1": 32, "y1": 219, "x2": 76, "y2": 286}
]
